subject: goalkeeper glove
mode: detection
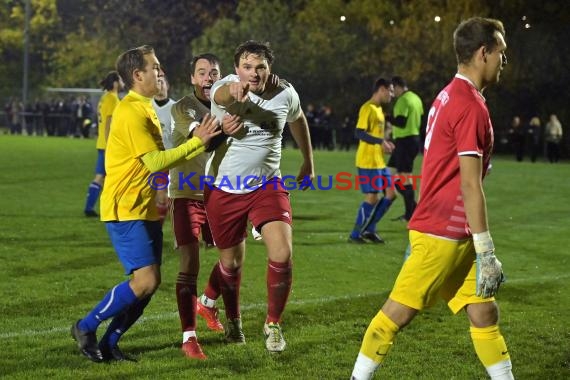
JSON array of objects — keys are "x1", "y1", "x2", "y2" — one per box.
[{"x1": 473, "y1": 231, "x2": 504, "y2": 298}]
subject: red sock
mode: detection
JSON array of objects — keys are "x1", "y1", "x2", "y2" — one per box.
[
  {"x1": 219, "y1": 262, "x2": 241, "y2": 319},
  {"x1": 266, "y1": 259, "x2": 292, "y2": 324},
  {"x1": 203, "y1": 262, "x2": 221, "y2": 300},
  {"x1": 176, "y1": 272, "x2": 197, "y2": 331}
]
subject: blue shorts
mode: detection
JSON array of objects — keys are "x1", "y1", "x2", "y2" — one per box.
[
  {"x1": 357, "y1": 168, "x2": 392, "y2": 193},
  {"x1": 95, "y1": 149, "x2": 105, "y2": 175},
  {"x1": 106, "y1": 220, "x2": 163, "y2": 275}
]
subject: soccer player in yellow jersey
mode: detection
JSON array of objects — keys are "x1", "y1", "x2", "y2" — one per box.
[
  {"x1": 83, "y1": 71, "x2": 123, "y2": 217},
  {"x1": 351, "y1": 17, "x2": 512, "y2": 379},
  {"x1": 348, "y1": 78, "x2": 395, "y2": 244},
  {"x1": 71, "y1": 45, "x2": 221, "y2": 362}
]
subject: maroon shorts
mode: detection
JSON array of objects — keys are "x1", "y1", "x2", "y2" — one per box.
[
  {"x1": 204, "y1": 179, "x2": 292, "y2": 249},
  {"x1": 170, "y1": 198, "x2": 213, "y2": 247}
]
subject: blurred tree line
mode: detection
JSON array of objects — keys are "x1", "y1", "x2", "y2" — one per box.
[{"x1": 1, "y1": 0, "x2": 569, "y2": 134}]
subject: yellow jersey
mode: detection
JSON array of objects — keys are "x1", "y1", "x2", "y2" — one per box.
[
  {"x1": 355, "y1": 100, "x2": 386, "y2": 169},
  {"x1": 100, "y1": 90, "x2": 164, "y2": 221},
  {"x1": 96, "y1": 91, "x2": 120, "y2": 150}
]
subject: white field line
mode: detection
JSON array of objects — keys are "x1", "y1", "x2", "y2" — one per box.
[{"x1": 1, "y1": 273, "x2": 568, "y2": 340}]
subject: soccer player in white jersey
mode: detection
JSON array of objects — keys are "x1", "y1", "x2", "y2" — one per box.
[
  {"x1": 205, "y1": 40, "x2": 314, "y2": 353},
  {"x1": 152, "y1": 75, "x2": 177, "y2": 149},
  {"x1": 166, "y1": 53, "x2": 243, "y2": 359},
  {"x1": 351, "y1": 17, "x2": 513, "y2": 379},
  {"x1": 152, "y1": 74, "x2": 177, "y2": 225}
]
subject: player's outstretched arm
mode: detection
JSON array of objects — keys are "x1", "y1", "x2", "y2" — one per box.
[
  {"x1": 141, "y1": 114, "x2": 220, "y2": 173},
  {"x1": 214, "y1": 82, "x2": 250, "y2": 107}
]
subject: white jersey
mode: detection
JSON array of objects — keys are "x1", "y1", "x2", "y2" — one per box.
[
  {"x1": 168, "y1": 93, "x2": 211, "y2": 200},
  {"x1": 208, "y1": 74, "x2": 302, "y2": 194},
  {"x1": 152, "y1": 98, "x2": 176, "y2": 149}
]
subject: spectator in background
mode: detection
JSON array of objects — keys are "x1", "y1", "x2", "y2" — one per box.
[
  {"x1": 55, "y1": 97, "x2": 72, "y2": 136},
  {"x1": 74, "y1": 96, "x2": 93, "y2": 138},
  {"x1": 33, "y1": 98, "x2": 46, "y2": 136},
  {"x1": 8, "y1": 97, "x2": 24, "y2": 135},
  {"x1": 320, "y1": 105, "x2": 335, "y2": 150},
  {"x1": 338, "y1": 114, "x2": 355, "y2": 151},
  {"x1": 44, "y1": 99, "x2": 58, "y2": 136},
  {"x1": 507, "y1": 115, "x2": 524, "y2": 161},
  {"x1": 545, "y1": 114, "x2": 563, "y2": 163},
  {"x1": 24, "y1": 101, "x2": 35, "y2": 136},
  {"x1": 305, "y1": 103, "x2": 320, "y2": 149},
  {"x1": 527, "y1": 116, "x2": 541, "y2": 162},
  {"x1": 3, "y1": 98, "x2": 9, "y2": 128}
]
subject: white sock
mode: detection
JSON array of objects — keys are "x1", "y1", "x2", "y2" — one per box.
[
  {"x1": 487, "y1": 359, "x2": 514, "y2": 380},
  {"x1": 251, "y1": 226, "x2": 262, "y2": 240},
  {"x1": 182, "y1": 330, "x2": 196, "y2": 343},
  {"x1": 351, "y1": 352, "x2": 380, "y2": 380},
  {"x1": 200, "y1": 294, "x2": 216, "y2": 308}
]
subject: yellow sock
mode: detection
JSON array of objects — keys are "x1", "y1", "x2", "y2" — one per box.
[
  {"x1": 360, "y1": 311, "x2": 399, "y2": 364},
  {"x1": 470, "y1": 325, "x2": 511, "y2": 366}
]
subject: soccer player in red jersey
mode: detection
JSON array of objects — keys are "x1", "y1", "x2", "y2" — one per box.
[
  {"x1": 166, "y1": 53, "x2": 243, "y2": 359},
  {"x1": 352, "y1": 17, "x2": 513, "y2": 379}
]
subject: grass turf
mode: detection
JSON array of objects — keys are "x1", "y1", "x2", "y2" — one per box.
[{"x1": 0, "y1": 135, "x2": 568, "y2": 379}]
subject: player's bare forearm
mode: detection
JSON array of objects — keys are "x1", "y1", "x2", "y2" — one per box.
[
  {"x1": 289, "y1": 113, "x2": 314, "y2": 171},
  {"x1": 459, "y1": 155, "x2": 489, "y2": 234},
  {"x1": 213, "y1": 84, "x2": 235, "y2": 107},
  {"x1": 214, "y1": 82, "x2": 250, "y2": 107},
  {"x1": 289, "y1": 113, "x2": 314, "y2": 190}
]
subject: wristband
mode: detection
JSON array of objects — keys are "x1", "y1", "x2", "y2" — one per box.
[{"x1": 473, "y1": 231, "x2": 495, "y2": 253}]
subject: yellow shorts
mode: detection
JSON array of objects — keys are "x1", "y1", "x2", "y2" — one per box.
[{"x1": 389, "y1": 230, "x2": 495, "y2": 314}]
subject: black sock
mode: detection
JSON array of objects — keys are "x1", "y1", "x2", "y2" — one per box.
[{"x1": 403, "y1": 184, "x2": 416, "y2": 220}]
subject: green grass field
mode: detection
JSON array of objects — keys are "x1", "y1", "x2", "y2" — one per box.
[{"x1": 0, "y1": 135, "x2": 569, "y2": 379}]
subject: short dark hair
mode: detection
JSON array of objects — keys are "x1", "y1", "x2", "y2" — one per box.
[
  {"x1": 115, "y1": 45, "x2": 155, "y2": 90},
  {"x1": 190, "y1": 53, "x2": 221, "y2": 74},
  {"x1": 99, "y1": 71, "x2": 120, "y2": 91},
  {"x1": 373, "y1": 77, "x2": 391, "y2": 93},
  {"x1": 233, "y1": 40, "x2": 274, "y2": 67},
  {"x1": 391, "y1": 76, "x2": 407, "y2": 88},
  {"x1": 453, "y1": 17, "x2": 505, "y2": 65}
]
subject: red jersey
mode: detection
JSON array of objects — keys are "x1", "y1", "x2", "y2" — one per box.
[{"x1": 408, "y1": 75, "x2": 494, "y2": 239}]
